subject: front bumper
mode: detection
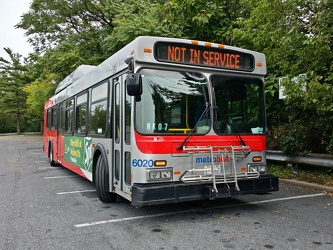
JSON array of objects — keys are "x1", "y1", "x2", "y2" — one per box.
[{"x1": 131, "y1": 175, "x2": 279, "y2": 206}]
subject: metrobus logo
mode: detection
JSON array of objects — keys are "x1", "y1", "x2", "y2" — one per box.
[{"x1": 195, "y1": 156, "x2": 229, "y2": 164}]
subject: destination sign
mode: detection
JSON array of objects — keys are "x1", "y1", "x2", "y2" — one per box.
[{"x1": 154, "y1": 42, "x2": 254, "y2": 71}]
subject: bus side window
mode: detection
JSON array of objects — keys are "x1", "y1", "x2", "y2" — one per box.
[
  {"x1": 76, "y1": 104, "x2": 87, "y2": 134},
  {"x1": 47, "y1": 109, "x2": 52, "y2": 129},
  {"x1": 90, "y1": 101, "x2": 107, "y2": 135},
  {"x1": 76, "y1": 92, "x2": 88, "y2": 135},
  {"x1": 90, "y1": 82, "x2": 107, "y2": 136},
  {"x1": 65, "y1": 99, "x2": 74, "y2": 134},
  {"x1": 125, "y1": 84, "x2": 131, "y2": 145},
  {"x1": 51, "y1": 107, "x2": 57, "y2": 130},
  {"x1": 115, "y1": 82, "x2": 120, "y2": 143}
]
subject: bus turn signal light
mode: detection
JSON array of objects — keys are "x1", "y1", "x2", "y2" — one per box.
[
  {"x1": 154, "y1": 160, "x2": 167, "y2": 167},
  {"x1": 252, "y1": 156, "x2": 262, "y2": 162}
]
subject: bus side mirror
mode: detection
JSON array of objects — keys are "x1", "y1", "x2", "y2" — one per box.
[{"x1": 126, "y1": 74, "x2": 142, "y2": 96}]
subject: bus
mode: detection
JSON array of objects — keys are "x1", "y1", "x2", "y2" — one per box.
[{"x1": 43, "y1": 36, "x2": 279, "y2": 206}]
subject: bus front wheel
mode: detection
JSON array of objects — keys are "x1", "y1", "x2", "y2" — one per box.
[
  {"x1": 49, "y1": 144, "x2": 56, "y2": 166},
  {"x1": 95, "y1": 154, "x2": 117, "y2": 203}
]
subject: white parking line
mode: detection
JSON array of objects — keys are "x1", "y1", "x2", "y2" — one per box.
[
  {"x1": 44, "y1": 176, "x2": 76, "y2": 179},
  {"x1": 246, "y1": 193, "x2": 326, "y2": 204},
  {"x1": 74, "y1": 193, "x2": 326, "y2": 228},
  {"x1": 57, "y1": 190, "x2": 96, "y2": 195},
  {"x1": 75, "y1": 212, "x2": 183, "y2": 228},
  {"x1": 39, "y1": 167, "x2": 56, "y2": 170}
]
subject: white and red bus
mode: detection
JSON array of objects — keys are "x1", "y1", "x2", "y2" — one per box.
[{"x1": 43, "y1": 36, "x2": 278, "y2": 206}]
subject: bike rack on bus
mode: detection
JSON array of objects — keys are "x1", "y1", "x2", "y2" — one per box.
[{"x1": 180, "y1": 145, "x2": 257, "y2": 195}]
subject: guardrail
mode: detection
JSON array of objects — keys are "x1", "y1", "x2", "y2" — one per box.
[
  {"x1": 266, "y1": 150, "x2": 333, "y2": 169},
  {"x1": 0, "y1": 132, "x2": 42, "y2": 136}
]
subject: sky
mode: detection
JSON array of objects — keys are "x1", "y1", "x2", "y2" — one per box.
[{"x1": 0, "y1": 0, "x2": 33, "y2": 61}]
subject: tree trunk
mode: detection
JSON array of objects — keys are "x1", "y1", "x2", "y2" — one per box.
[{"x1": 16, "y1": 111, "x2": 21, "y2": 134}]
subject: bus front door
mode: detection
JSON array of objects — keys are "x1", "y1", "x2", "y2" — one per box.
[
  {"x1": 57, "y1": 105, "x2": 64, "y2": 163},
  {"x1": 113, "y1": 74, "x2": 132, "y2": 198}
]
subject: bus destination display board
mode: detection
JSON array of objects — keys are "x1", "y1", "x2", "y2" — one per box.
[{"x1": 155, "y1": 42, "x2": 254, "y2": 71}]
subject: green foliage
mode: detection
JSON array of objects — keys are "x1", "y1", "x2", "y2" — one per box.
[
  {"x1": 160, "y1": 0, "x2": 244, "y2": 44},
  {"x1": 24, "y1": 72, "x2": 57, "y2": 117},
  {"x1": 0, "y1": 48, "x2": 31, "y2": 133},
  {"x1": 268, "y1": 163, "x2": 333, "y2": 187},
  {"x1": 21, "y1": 114, "x2": 42, "y2": 132},
  {"x1": 161, "y1": 0, "x2": 228, "y2": 41},
  {"x1": 0, "y1": 112, "x2": 16, "y2": 133},
  {"x1": 104, "y1": 0, "x2": 180, "y2": 54},
  {"x1": 235, "y1": 0, "x2": 333, "y2": 154},
  {"x1": 17, "y1": 0, "x2": 114, "y2": 56},
  {"x1": 267, "y1": 114, "x2": 331, "y2": 155},
  {"x1": 279, "y1": 123, "x2": 310, "y2": 156},
  {"x1": 326, "y1": 137, "x2": 333, "y2": 155}
]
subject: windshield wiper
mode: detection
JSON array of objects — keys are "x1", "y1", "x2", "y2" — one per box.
[
  {"x1": 227, "y1": 120, "x2": 246, "y2": 146},
  {"x1": 223, "y1": 116, "x2": 246, "y2": 146},
  {"x1": 213, "y1": 103, "x2": 246, "y2": 147},
  {"x1": 177, "y1": 103, "x2": 211, "y2": 150}
]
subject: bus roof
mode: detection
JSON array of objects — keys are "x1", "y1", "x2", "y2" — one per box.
[{"x1": 55, "y1": 65, "x2": 96, "y2": 94}]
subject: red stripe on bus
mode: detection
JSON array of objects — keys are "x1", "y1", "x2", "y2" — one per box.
[{"x1": 134, "y1": 131, "x2": 265, "y2": 154}]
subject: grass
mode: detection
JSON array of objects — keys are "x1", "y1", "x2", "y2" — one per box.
[{"x1": 268, "y1": 163, "x2": 333, "y2": 187}]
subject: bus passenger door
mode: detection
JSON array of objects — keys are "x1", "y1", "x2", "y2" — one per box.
[
  {"x1": 57, "y1": 105, "x2": 64, "y2": 163},
  {"x1": 52, "y1": 105, "x2": 59, "y2": 162},
  {"x1": 113, "y1": 74, "x2": 132, "y2": 196}
]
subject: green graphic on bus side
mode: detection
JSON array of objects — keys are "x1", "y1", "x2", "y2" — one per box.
[{"x1": 64, "y1": 136, "x2": 93, "y2": 172}]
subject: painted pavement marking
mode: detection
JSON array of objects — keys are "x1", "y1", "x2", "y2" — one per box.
[{"x1": 74, "y1": 193, "x2": 326, "y2": 228}]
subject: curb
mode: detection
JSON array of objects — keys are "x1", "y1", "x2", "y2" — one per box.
[{"x1": 281, "y1": 179, "x2": 333, "y2": 194}]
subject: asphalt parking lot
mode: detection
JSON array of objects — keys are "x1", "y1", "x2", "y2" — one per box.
[{"x1": 0, "y1": 135, "x2": 332, "y2": 250}]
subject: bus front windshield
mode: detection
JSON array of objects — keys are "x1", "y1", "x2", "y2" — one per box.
[
  {"x1": 135, "y1": 69, "x2": 209, "y2": 134},
  {"x1": 135, "y1": 69, "x2": 265, "y2": 135},
  {"x1": 211, "y1": 75, "x2": 265, "y2": 134}
]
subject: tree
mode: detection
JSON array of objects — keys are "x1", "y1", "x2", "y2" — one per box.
[
  {"x1": 24, "y1": 72, "x2": 57, "y2": 117},
  {"x1": 160, "y1": 0, "x2": 243, "y2": 43},
  {"x1": 234, "y1": 0, "x2": 333, "y2": 154},
  {"x1": 17, "y1": 0, "x2": 114, "y2": 56},
  {"x1": 103, "y1": 0, "x2": 181, "y2": 53},
  {"x1": 0, "y1": 48, "x2": 30, "y2": 134}
]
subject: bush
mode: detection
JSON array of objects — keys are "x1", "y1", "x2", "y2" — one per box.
[
  {"x1": 21, "y1": 115, "x2": 42, "y2": 132},
  {"x1": 0, "y1": 113, "x2": 16, "y2": 133},
  {"x1": 267, "y1": 119, "x2": 328, "y2": 155},
  {"x1": 279, "y1": 124, "x2": 309, "y2": 156}
]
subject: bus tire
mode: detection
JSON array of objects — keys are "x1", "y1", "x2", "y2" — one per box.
[
  {"x1": 49, "y1": 144, "x2": 56, "y2": 166},
  {"x1": 95, "y1": 154, "x2": 117, "y2": 203}
]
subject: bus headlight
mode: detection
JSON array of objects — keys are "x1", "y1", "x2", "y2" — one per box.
[
  {"x1": 257, "y1": 165, "x2": 266, "y2": 173},
  {"x1": 248, "y1": 165, "x2": 258, "y2": 172},
  {"x1": 149, "y1": 171, "x2": 161, "y2": 179},
  {"x1": 161, "y1": 170, "x2": 171, "y2": 179},
  {"x1": 147, "y1": 168, "x2": 173, "y2": 181},
  {"x1": 247, "y1": 164, "x2": 266, "y2": 173}
]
